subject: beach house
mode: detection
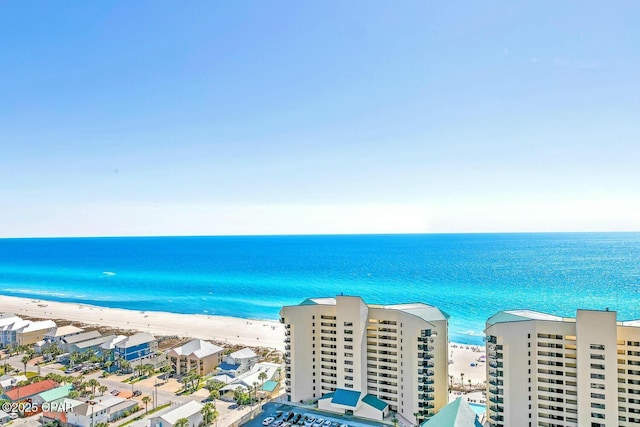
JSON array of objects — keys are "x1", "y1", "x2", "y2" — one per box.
[
  {"x1": 93, "y1": 395, "x2": 139, "y2": 421},
  {"x1": 167, "y1": 339, "x2": 224, "y2": 376},
  {"x1": 114, "y1": 332, "x2": 158, "y2": 362},
  {"x1": 60, "y1": 330, "x2": 102, "y2": 353},
  {"x1": 280, "y1": 295, "x2": 449, "y2": 425},
  {"x1": 66, "y1": 401, "x2": 109, "y2": 427},
  {"x1": 0, "y1": 316, "x2": 56, "y2": 346},
  {"x1": 149, "y1": 400, "x2": 203, "y2": 427},
  {"x1": 32, "y1": 385, "x2": 73, "y2": 406},
  {"x1": 2, "y1": 379, "x2": 58, "y2": 402},
  {"x1": 217, "y1": 348, "x2": 258, "y2": 377},
  {"x1": 67, "y1": 334, "x2": 118, "y2": 355},
  {"x1": 0, "y1": 375, "x2": 27, "y2": 392}
]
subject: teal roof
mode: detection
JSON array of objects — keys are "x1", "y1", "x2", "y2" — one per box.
[
  {"x1": 331, "y1": 388, "x2": 361, "y2": 408},
  {"x1": 262, "y1": 380, "x2": 278, "y2": 392},
  {"x1": 361, "y1": 394, "x2": 387, "y2": 411},
  {"x1": 38, "y1": 385, "x2": 73, "y2": 403},
  {"x1": 420, "y1": 398, "x2": 482, "y2": 427}
]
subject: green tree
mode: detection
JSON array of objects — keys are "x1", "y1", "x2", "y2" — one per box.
[
  {"x1": 99, "y1": 385, "x2": 108, "y2": 396},
  {"x1": 88, "y1": 378, "x2": 100, "y2": 396},
  {"x1": 175, "y1": 418, "x2": 189, "y2": 427},
  {"x1": 142, "y1": 396, "x2": 152, "y2": 414},
  {"x1": 258, "y1": 371, "x2": 267, "y2": 389},
  {"x1": 208, "y1": 389, "x2": 220, "y2": 401},
  {"x1": 68, "y1": 390, "x2": 79, "y2": 399},
  {"x1": 21, "y1": 354, "x2": 31, "y2": 374},
  {"x1": 201, "y1": 402, "x2": 218, "y2": 426}
]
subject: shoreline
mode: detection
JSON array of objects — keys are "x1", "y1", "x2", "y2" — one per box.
[{"x1": 0, "y1": 295, "x2": 487, "y2": 386}]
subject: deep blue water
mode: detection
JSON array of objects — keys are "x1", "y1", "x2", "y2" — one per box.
[{"x1": 0, "y1": 233, "x2": 639, "y2": 344}]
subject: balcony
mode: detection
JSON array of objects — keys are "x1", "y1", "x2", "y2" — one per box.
[
  {"x1": 490, "y1": 405, "x2": 503, "y2": 413},
  {"x1": 419, "y1": 361, "x2": 435, "y2": 368},
  {"x1": 489, "y1": 397, "x2": 504, "y2": 404}
]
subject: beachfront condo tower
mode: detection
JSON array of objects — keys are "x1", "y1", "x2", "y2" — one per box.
[
  {"x1": 485, "y1": 309, "x2": 640, "y2": 427},
  {"x1": 279, "y1": 295, "x2": 449, "y2": 425}
]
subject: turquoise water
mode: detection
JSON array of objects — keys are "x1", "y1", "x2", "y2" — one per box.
[
  {"x1": 468, "y1": 402, "x2": 486, "y2": 415},
  {"x1": 0, "y1": 233, "x2": 639, "y2": 344}
]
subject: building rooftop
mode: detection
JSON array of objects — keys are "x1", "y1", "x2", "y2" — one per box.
[
  {"x1": 152, "y1": 400, "x2": 203, "y2": 425},
  {"x1": 100, "y1": 335, "x2": 128, "y2": 350},
  {"x1": 361, "y1": 394, "x2": 388, "y2": 411},
  {"x1": 62, "y1": 330, "x2": 102, "y2": 344},
  {"x1": 47, "y1": 325, "x2": 84, "y2": 338},
  {"x1": 117, "y1": 332, "x2": 156, "y2": 348},
  {"x1": 420, "y1": 398, "x2": 482, "y2": 427},
  {"x1": 73, "y1": 334, "x2": 116, "y2": 349},
  {"x1": 331, "y1": 388, "x2": 361, "y2": 408},
  {"x1": 38, "y1": 385, "x2": 73, "y2": 403},
  {"x1": 487, "y1": 310, "x2": 563, "y2": 326},
  {"x1": 21, "y1": 320, "x2": 56, "y2": 333},
  {"x1": 4, "y1": 379, "x2": 57, "y2": 401},
  {"x1": 229, "y1": 347, "x2": 257, "y2": 360},
  {"x1": 383, "y1": 302, "x2": 450, "y2": 322},
  {"x1": 169, "y1": 339, "x2": 224, "y2": 358}
]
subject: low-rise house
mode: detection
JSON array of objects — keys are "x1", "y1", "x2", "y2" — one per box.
[
  {"x1": 16, "y1": 320, "x2": 57, "y2": 345},
  {"x1": 0, "y1": 410, "x2": 10, "y2": 424},
  {"x1": 149, "y1": 400, "x2": 203, "y2": 427},
  {"x1": 167, "y1": 339, "x2": 224, "y2": 376},
  {"x1": 60, "y1": 330, "x2": 102, "y2": 353},
  {"x1": 216, "y1": 347, "x2": 258, "y2": 377},
  {"x1": 0, "y1": 374, "x2": 27, "y2": 392},
  {"x1": 32, "y1": 385, "x2": 73, "y2": 406},
  {"x1": 114, "y1": 333, "x2": 158, "y2": 362},
  {"x1": 0, "y1": 316, "x2": 27, "y2": 346},
  {"x1": 219, "y1": 362, "x2": 281, "y2": 397},
  {"x1": 41, "y1": 398, "x2": 84, "y2": 425},
  {"x1": 2, "y1": 379, "x2": 58, "y2": 402},
  {"x1": 67, "y1": 334, "x2": 116, "y2": 355},
  {"x1": 66, "y1": 401, "x2": 109, "y2": 427},
  {"x1": 94, "y1": 396, "x2": 139, "y2": 421},
  {"x1": 38, "y1": 325, "x2": 85, "y2": 351}
]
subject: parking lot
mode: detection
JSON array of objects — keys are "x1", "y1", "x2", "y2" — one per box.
[{"x1": 242, "y1": 403, "x2": 389, "y2": 427}]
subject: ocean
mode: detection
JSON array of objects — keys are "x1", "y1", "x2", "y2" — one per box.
[{"x1": 0, "y1": 233, "x2": 639, "y2": 344}]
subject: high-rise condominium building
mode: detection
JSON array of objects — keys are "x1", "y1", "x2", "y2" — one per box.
[
  {"x1": 279, "y1": 295, "x2": 449, "y2": 425},
  {"x1": 485, "y1": 309, "x2": 640, "y2": 427}
]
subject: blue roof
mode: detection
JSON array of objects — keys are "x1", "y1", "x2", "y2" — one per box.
[
  {"x1": 218, "y1": 362, "x2": 240, "y2": 371},
  {"x1": 319, "y1": 392, "x2": 334, "y2": 400},
  {"x1": 331, "y1": 388, "x2": 361, "y2": 408},
  {"x1": 362, "y1": 394, "x2": 388, "y2": 411}
]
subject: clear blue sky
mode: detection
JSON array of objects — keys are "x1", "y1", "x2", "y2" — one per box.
[{"x1": 1, "y1": 1, "x2": 639, "y2": 237}]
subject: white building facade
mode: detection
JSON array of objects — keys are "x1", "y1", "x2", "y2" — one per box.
[
  {"x1": 485, "y1": 309, "x2": 640, "y2": 427},
  {"x1": 280, "y1": 295, "x2": 449, "y2": 425}
]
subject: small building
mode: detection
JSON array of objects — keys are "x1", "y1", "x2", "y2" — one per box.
[
  {"x1": 217, "y1": 348, "x2": 258, "y2": 377},
  {"x1": 68, "y1": 334, "x2": 117, "y2": 355},
  {"x1": 0, "y1": 375, "x2": 27, "y2": 392},
  {"x1": 420, "y1": 397, "x2": 483, "y2": 427},
  {"x1": 45, "y1": 325, "x2": 85, "y2": 343},
  {"x1": 167, "y1": 339, "x2": 224, "y2": 376},
  {"x1": 94, "y1": 396, "x2": 139, "y2": 421},
  {"x1": 114, "y1": 333, "x2": 158, "y2": 362},
  {"x1": 2, "y1": 379, "x2": 58, "y2": 402},
  {"x1": 318, "y1": 389, "x2": 389, "y2": 421},
  {"x1": 66, "y1": 401, "x2": 109, "y2": 427},
  {"x1": 0, "y1": 410, "x2": 10, "y2": 424},
  {"x1": 32, "y1": 385, "x2": 73, "y2": 406},
  {"x1": 60, "y1": 330, "x2": 102, "y2": 353},
  {"x1": 16, "y1": 320, "x2": 57, "y2": 345},
  {"x1": 149, "y1": 400, "x2": 203, "y2": 427},
  {"x1": 0, "y1": 316, "x2": 28, "y2": 346}
]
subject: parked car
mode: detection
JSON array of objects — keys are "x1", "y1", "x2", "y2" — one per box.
[
  {"x1": 286, "y1": 413, "x2": 295, "y2": 422},
  {"x1": 304, "y1": 417, "x2": 315, "y2": 426},
  {"x1": 133, "y1": 390, "x2": 142, "y2": 397},
  {"x1": 111, "y1": 390, "x2": 120, "y2": 396},
  {"x1": 274, "y1": 411, "x2": 283, "y2": 419},
  {"x1": 313, "y1": 418, "x2": 324, "y2": 426},
  {"x1": 292, "y1": 414, "x2": 302, "y2": 424},
  {"x1": 323, "y1": 421, "x2": 331, "y2": 427},
  {"x1": 263, "y1": 417, "x2": 275, "y2": 426},
  {"x1": 272, "y1": 420, "x2": 283, "y2": 427}
]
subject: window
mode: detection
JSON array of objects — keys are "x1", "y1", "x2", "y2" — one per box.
[{"x1": 590, "y1": 344, "x2": 605, "y2": 350}]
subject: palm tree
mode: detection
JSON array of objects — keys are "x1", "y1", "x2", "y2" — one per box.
[
  {"x1": 120, "y1": 359, "x2": 131, "y2": 373},
  {"x1": 21, "y1": 354, "x2": 31, "y2": 375},
  {"x1": 209, "y1": 389, "x2": 220, "y2": 402},
  {"x1": 460, "y1": 372, "x2": 465, "y2": 391},
  {"x1": 68, "y1": 390, "x2": 80, "y2": 399},
  {"x1": 175, "y1": 417, "x2": 189, "y2": 427},
  {"x1": 468, "y1": 379, "x2": 472, "y2": 391},
  {"x1": 88, "y1": 379, "x2": 100, "y2": 396},
  {"x1": 201, "y1": 402, "x2": 218, "y2": 426},
  {"x1": 448, "y1": 375, "x2": 453, "y2": 390},
  {"x1": 142, "y1": 396, "x2": 152, "y2": 414},
  {"x1": 258, "y1": 371, "x2": 267, "y2": 393},
  {"x1": 99, "y1": 385, "x2": 108, "y2": 396}
]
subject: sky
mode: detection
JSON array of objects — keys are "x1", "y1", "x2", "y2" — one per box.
[{"x1": 1, "y1": 1, "x2": 639, "y2": 237}]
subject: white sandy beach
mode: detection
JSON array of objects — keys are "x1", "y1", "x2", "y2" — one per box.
[
  {"x1": 0, "y1": 295, "x2": 286, "y2": 350},
  {"x1": 0, "y1": 295, "x2": 486, "y2": 387}
]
